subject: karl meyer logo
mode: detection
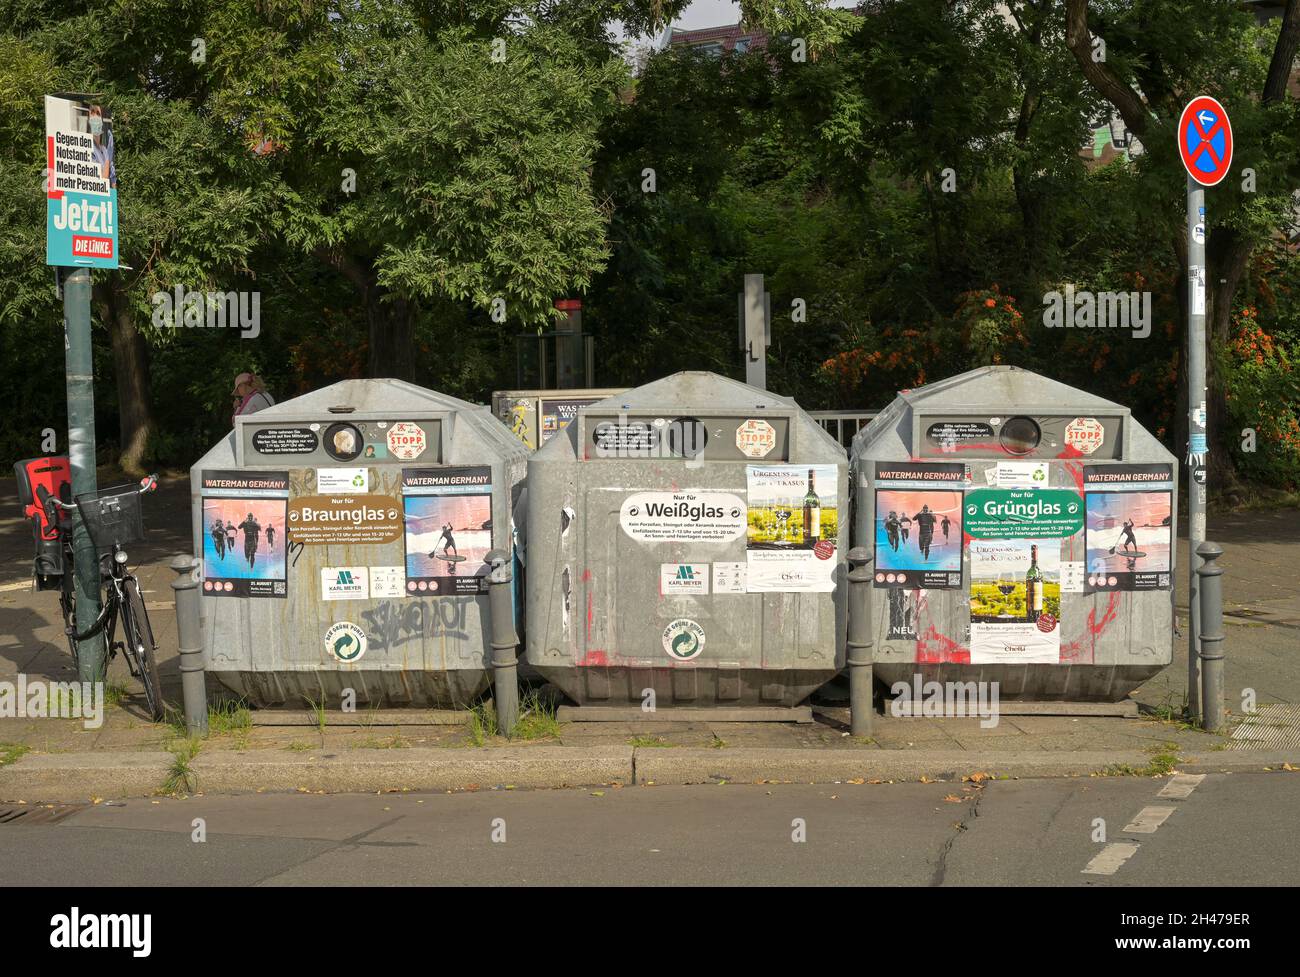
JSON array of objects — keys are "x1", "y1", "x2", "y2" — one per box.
[
  {"x1": 151, "y1": 285, "x2": 260, "y2": 338},
  {"x1": 336, "y1": 570, "x2": 355, "y2": 586},
  {"x1": 50, "y1": 907, "x2": 151, "y2": 957},
  {"x1": 1041, "y1": 285, "x2": 1151, "y2": 339},
  {"x1": 674, "y1": 565, "x2": 699, "y2": 581}
]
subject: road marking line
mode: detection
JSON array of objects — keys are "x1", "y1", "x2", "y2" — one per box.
[
  {"x1": 0, "y1": 580, "x2": 33, "y2": 593},
  {"x1": 1082, "y1": 843, "x2": 1140, "y2": 875},
  {"x1": 1157, "y1": 773, "x2": 1205, "y2": 798},
  {"x1": 1124, "y1": 806, "x2": 1176, "y2": 833}
]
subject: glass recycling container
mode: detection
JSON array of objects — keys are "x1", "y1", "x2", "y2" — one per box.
[
  {"x1": 851, "y1": 365, "x2": 1178, "y2": 700},
  {"x1": 525, "y1": 371, "x2": 849, "y2": 709},
  {"x1": 189, "y1": 379, "x2": 527, "y2": 708}
]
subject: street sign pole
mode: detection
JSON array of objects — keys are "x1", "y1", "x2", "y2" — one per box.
[
  {"x1": 1185, "y1": 176, "x2": 1206, "y2": 725},
  {"x1": 62, "y1": 265, "x2": 104, "y2": 683},
  {"x1": 1176, "y1": 95, "x2": 1230, "y2": 726}
]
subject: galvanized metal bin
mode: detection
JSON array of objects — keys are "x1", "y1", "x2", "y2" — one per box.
[
  {"x1": 190, "y1": 379, "x2": 527, "y2": 708},
  {"x1": 526, "y1": 371, "x2": 848, "y2": 708},
  {"x1": 851, "y1": 366, "x2": 1178, "y2": 701}
]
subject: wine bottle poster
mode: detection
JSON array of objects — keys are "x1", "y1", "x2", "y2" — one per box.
[
  {"x1": 968, "y1": 538, "x2": 1061, "y2": 664},
  {"x1": 872, "y1": 489, "x2": 963, "y2": 588},
  {"x1": 744, "y1": 464, "x2": 838, "y2": 592}
]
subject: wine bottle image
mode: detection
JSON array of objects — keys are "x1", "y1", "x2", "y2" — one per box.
[
  {"x1": 1025, "y1": 543, "x2": 1043, "y2": 623},
  {"x1": 802, "y1": 468, "x2": 821, "y2": 544}
]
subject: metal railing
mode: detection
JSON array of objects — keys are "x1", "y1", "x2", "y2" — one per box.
[{"x1": 809, "y1": 410, "x2": 878, "y2": 447}]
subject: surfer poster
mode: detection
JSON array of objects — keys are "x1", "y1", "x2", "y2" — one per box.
[
  {"x1": 401, "y1": 467, "x2": 493, "y2": 595},
  {"x1": 1083, "y1": 466, "x2": 1173, "y2": 592}
]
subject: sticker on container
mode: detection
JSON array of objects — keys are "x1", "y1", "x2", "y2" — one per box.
[
  {"x1": 324, "y1": 622, "x2": 367, "y2": 663},
  {"x1": 619, "y1": 492, "x2": 745, "y2": 543},
  {"x1": 1060, "y1": 561, "x2": 1086, "y2": 593},
  {"x1": 387, "y1": 421, "x2": 427, "y2": 460},
  {"x1": 994, "y1": 461, "x2": 1048, "y2": 489},
  {"x1": 886, "y1": 587, "x2": 924, "y2": 640},
  {"x1": 712, "y1": 561, "x2": 747, "y2": 594},
  {"x1": 317, "y1": 467, "x2": 369, "y2": 493},
  {"x1": 251, "y1": 427, "x2": 318, "y2": 455},
  {"x1": 736, "y1": 419, "x2": 776, "y2": 458},
  {"x1": 1064, "y1": 417, "x2": 1104, "y2": 456},
  {"x1": 660, "y1": 563, "x2": 709, "y2": 596},
  {"x1": 321, "y1": 567, "x2": 369, "y2": 601},
  {"x1": 286, "y1": 496, "x2": 403, "y2": 546},
  {"x1": 1190, "y1": 264, "x2": 1206, "y2": 316},
  {"x1": 662, "y1": 618, "x2": 705, "y2": 662},
  {"x1": 402, "y1": 466, "x2": 492, "y2": 595},
  {"x1": 369, "y1": 566, "x2": 405, "y2": 599},
  {"x1": 963, "y1": 488, "x2": 1083, "y2": 539}
]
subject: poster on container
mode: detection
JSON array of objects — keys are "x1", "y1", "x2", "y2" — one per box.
[
  {"x1": 872, "y1": 462, "x2": 966, "y2": 589},
  {"x1": 45, "y1": 95, "x2": 118, "y2": 269},
  {"x1": 968, "y1": 538, "x2": 1060, "y2": 663},
  {"x1": 199, "y1": 471, "x2": 288, "y2": 598},
  {"x1": 1083, "y1": 465, "x2": 1174, "y2": 592},
  {"x1": 401, "y1": 467, "x2": 493, "y2": 595},
  {"x1": 744, "y1": 464, "x2": 838, "y2": 592}
]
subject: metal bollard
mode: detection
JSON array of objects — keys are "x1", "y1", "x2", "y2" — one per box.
[
  {"x1": 847, "y1": 546, "x2": 875, "y2": 737},
  {"x1": 169, "y1": 554, "x2": 208, "y2": 737},
  {"x1": 1196, "y1": 541, "x2": 1225, "y2": 733},
  {"x1": 485, "y1": 549, "x2": 520, "y2": 737}
]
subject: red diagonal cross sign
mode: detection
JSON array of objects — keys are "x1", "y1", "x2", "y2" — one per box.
[
  {"x1": 1178, "y1": 96, "x2": 1233, "y2": 186},
  {"x1": 1189, "y1": 112, "x2": 1225, "y2": 164}
]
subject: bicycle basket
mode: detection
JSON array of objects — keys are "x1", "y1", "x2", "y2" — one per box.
[{"x1": 74, "y1": 484, "x2": 145, "y2": 554}]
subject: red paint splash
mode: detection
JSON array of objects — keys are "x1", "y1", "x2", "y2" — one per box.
[
  {"x1": 579, "y1": 650, "x2": 608, "y2": 667},
  {"x1": 916, "y1": 625, "x2": 969, "y2": 664}
]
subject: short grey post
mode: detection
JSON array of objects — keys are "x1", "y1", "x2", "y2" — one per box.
[
  {"x1": 486, "y1": 549, "x2": 519, "y2": 736},
  {"x1": 170, "y1": 554, "x2": 208, "y2": 737},
  {"x1": 846, "y1": 546, "x2": 875, "y2": 737},
  {"x1": 1195, "y1": 541, "x2": 1225, "y2": 733}
]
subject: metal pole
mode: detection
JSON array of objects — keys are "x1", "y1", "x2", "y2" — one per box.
[
  {"x1": 486, "y1": 549, "x2": 519, "y2": 736},
  {"x1": 741, "y1": 273, "x2": 768, "y2": 390},
  {"x1": 170, "y1": 554, "x2": 208, "y2": 737},
  {"x1": 847, "y1": 546, "x2": 875, "y2": 737},
  {"x1": 1186, "y1": 176, "x2": 1208, "y2": 724},
  {"x1": 63, "y1": 266, "x2": 103, "y2": 684},
  {"x1": 1196, "y1": 541, "x2": 1225, "y2": 733}
]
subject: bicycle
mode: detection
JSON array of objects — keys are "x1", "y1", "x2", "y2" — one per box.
[{"x1": 24, "y1": 466, "x2": 165, "y2": 722}]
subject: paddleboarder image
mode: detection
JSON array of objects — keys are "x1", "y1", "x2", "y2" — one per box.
[
  {"x1": 238, "y1": 511, "x2": 262, "y2": 569},
  {"x1": 1118, "y1": 518, "x2": 1138, "y2": 553}
]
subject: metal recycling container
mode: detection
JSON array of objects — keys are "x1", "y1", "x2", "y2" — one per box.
[
  {"x1": 492, "y1": 388, "x2": 626, "y2": 450},
  {"x1": 190, "y1": 379, "x2": 527, "y2": 708},
  {"x1": 525, "y1": 371, "x2": 848, "y2": 708},
  {"x1": 851, "y1": 366, "x2": 1177, "y2": 701}
]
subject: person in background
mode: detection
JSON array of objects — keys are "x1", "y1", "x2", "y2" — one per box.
[{"x1": 231, "y1": 373, "x2": 275, "y2": 426}]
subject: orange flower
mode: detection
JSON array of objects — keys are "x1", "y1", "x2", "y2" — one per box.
[{"x1": 984, "y1": 298, "x2": 997, "y2": 308}]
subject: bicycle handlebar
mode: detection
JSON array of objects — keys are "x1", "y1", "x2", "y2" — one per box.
[{"x1": 46, "y1": 474, "x2": 158, "y2": 512}]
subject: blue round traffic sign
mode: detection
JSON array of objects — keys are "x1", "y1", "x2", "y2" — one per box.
[{"x1": 1177, "y1": 96, "x2": 1233, "y2": 186}]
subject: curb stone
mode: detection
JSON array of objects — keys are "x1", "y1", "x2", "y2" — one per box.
[{"x1": 0, "y1": 747, "x2": 1295, "y2": 802}]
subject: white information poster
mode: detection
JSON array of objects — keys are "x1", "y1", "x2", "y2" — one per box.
[
  {"x1": 317, "y1": 467, "x2": 369, "y2": 493},
  {"x1": 618, "y1": 492, "x2": 746, "y2": 543},
  {"x1": 744, "y1": 464, "x2": 838, "y2": 593},
  {"x1": 712, "y1": 561, "x2": 747, "y2": 594},
  {"x1": 369, "y1": 565, "x2": 405, "y2": 598}
]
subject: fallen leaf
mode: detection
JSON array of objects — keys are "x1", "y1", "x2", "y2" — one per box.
[
  {"x1": 962, "y1": 771, "x2": 992, "y2": 783},
  {"x1": 942, "y1": 794, "x2": 964, "y2": 803},
  {"x1": 591, "y1": 790, "x2": 604, "y2": 797}
]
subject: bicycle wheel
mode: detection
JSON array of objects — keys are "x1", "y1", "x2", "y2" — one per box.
[{"x1": 122, "y1": 577, "x2": 165, "y2": 721}]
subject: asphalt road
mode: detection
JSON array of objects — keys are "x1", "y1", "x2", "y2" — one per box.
[{"x1": 1, "y1": 770, "x2": 1295, "y2": 886}]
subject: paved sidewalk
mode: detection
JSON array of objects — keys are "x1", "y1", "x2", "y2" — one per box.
[{"x1": 2, "y1": 475, "x2": 1297, "y2": 799}]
